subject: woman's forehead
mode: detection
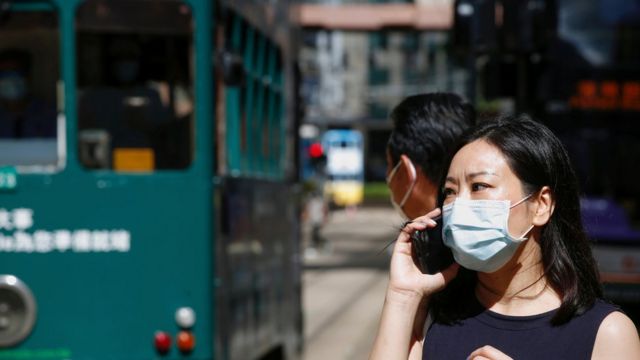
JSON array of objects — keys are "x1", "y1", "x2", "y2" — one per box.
[{"x1": 449, "y1": 140, "x2": 509, "y2": 176}]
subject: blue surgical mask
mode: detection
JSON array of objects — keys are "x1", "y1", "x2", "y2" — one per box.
[
  {"x1": 0, "y1": 71, "x2": 27, "y2": 101},
  {"x1": 442, "y1": 195, "x2": 534, "y2": 273},
  {"x1": 386, "y1": 159, "x2": 417, "y2": 220}
]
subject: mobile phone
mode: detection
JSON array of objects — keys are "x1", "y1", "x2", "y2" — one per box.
[{"x1": 411, "y1": 217, "x2": 454, "y2": 274}]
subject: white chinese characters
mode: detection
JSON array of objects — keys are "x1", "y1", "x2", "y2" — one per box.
[
  {"x1": 0, "y1": 208, "x2": 33, "y2": 230},
  {"x1": 0, "y1": 208, "x2": 131, "y2": 253}
]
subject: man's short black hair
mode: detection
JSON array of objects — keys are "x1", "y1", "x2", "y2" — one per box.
[{"x1": 387, "y1": 92, "x2": 475, "y2": 184}]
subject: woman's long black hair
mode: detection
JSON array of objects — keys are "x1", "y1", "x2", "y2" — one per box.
[{"x1": 431, "y1": 114, "x2": 603, "y2": 326}]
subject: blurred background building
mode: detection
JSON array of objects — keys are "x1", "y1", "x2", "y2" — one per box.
[{"x1": 297, "y1": 0, "x2": 469, "y2": 182}]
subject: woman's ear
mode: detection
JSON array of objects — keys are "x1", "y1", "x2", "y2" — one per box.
[{"x1": 532, "y1": 186, "x2": 555, "y2": 226}]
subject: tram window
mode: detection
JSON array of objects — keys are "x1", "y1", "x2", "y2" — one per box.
[
  {"x1": 0, "y1": 4, "x2": 60, "y2": 170},
  {"x1": 75, "y1": 0, "x2": 194, "y2": 172},
  {"x1": 240, "y1": 88, "x2": 248, "y2": 155},
  {"x1": 219, "y1": 13, "x2": 287, "y2": 178}
]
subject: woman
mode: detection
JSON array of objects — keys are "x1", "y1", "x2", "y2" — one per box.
[{"x1": 370, "y1": 115, "x2": 640, "y2": 359}]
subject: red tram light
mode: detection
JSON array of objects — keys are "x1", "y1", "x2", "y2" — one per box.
[
  {"x1": 177, "y1": 330, "x2": 195, "y2": 353},
  {"x1": 154, "y1": 331, "x2": 172, "y2": 354}
]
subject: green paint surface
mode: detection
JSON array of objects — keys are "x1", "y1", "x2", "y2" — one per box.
[
  {"x1": 0, "y1": 167, "x2": 18, "y2": 191},
  {"x1": 0, "y1": 348, "x2": 71, "y2": 359}
]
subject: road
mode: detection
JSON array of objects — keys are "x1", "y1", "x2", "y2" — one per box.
[{"x1": 301, "y1": 206, "x2": 402, "y2": 360}]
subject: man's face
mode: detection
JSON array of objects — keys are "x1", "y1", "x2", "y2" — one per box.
[
  {"x1": 112, "y1": 57, "x2": 140, "y2": 85},
  {"x1": 0, "y1": 61, "x2": 27, "y2": 102}
]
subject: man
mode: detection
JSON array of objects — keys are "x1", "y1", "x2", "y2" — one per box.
[
  {"x1": 378, "y1": 92, "x2": 475, "y2": 358},
  {"x1": 386, "y1": 92, "x2": 475, "y2": 219},
  {"x1": 78, "y1": 37, "x2": 169, "y2": 150},
  {"x1": 0, "y1": 49, "x2": 56, "y2": 138}
]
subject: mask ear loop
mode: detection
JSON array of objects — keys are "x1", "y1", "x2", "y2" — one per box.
[
  {"x1": 385, "y1": 160, "x2": 402, "y2": 184},
  {"x1": 509, "y1": 193, "x2": 535, "y2": 242},
  {"x1": 513, "y1": 224, "x2": 535, "y2": 242},
  {"x1": 398, "y1": 159, "x2": 417, "y2": 207},
  {"x1": 509, "y1": 193, "x2": 534, "y2": 209}
]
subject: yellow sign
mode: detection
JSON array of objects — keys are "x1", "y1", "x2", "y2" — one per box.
[{"x1": 112, "y1": 148, "x2": 155, "y2": 172}]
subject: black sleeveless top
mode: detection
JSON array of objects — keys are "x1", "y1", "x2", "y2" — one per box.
[{"x1": 423, "y1": 298, "x2": 618, "y2": 359}]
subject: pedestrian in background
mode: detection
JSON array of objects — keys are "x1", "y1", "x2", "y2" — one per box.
[
  {"x1": 0, "y1": 49, "x2": 56, "y2": 138},
  {"x1": 383, "y1": 92, "x2": 475, "y2": 346},
  {"x1": 385, "y1": 92, "x2": 475, "y2": 220},
  {"x1": 371, "y1": 114, "x2": 640, "y2": 359}
]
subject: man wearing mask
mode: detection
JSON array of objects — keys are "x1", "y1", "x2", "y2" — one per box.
[
  {"x1": 78, "y1": 38, "x2": 169, "y2": 150},
  {"x1": 0, "y1": 50, "x2": 56, "y2": 138},
  {"x1": 386, "y1": 93, "x2": 475, "y2": 219}
]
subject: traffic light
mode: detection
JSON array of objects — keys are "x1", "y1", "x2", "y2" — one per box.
[
  {"x1": 309, "y1": 142, "x2": 326, "y2": 162},
  {"x1": 308, "y1": 142, "x2": 326, "y2": 174}
]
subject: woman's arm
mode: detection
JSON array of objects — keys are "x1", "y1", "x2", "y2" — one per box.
[
  {"x1": 408, "y1": 298, "x2": 431, "y2": 360},
  {"x1": 592, "y1": 311, "x2": 640, "y2": 359},
  {"x1": 370, "y1": 288, "x2": 425, "y2": 360},
  {"x1": 369, "y1": 209, "x2": 459, "y2": 360}
]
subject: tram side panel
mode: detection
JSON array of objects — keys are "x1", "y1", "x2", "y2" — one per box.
[
  {"x1": 0, "y1": 174, "x2": 213, "y2": 359},
  {"x1": 215, "y1": 178, "x2": 301, "y2": 360}
]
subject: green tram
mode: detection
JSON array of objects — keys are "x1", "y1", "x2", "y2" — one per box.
[{"x1": 0, "y1": 0, "x2": 303, "y2": 359}]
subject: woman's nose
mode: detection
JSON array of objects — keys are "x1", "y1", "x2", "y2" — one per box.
[{"x1": 456, "y1": 189, "x2": 472, "y2": 199}]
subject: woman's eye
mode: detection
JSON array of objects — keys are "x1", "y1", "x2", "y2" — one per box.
[
  {"x1": 443, "y1": 188, "x2": 455, "y2": 197},
  {"x1": 471, "y1": 183, "x2": 489, "y2": 192}
]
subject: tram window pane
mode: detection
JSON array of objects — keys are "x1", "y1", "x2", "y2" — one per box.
[
  {"x1": 0, "y1": 4, "x2": 60, "y2": 171},
  {"x1": 75, "y1": 0, "x2": 194, "y2": 171},
  {"x1": 219, "y1": 13, "x2": 288, "y2": 178},
  {"x1": 275, "y1": 93, "x2": 284, "y2": 176},
  {"x1": 243, "y1": 25, "x2": 256, "y2": 174},
  {"x1": 240, "y1": 87, "x2": 248, "y2": 155},
  {"x1": 262, "y1": 97, "x2": 270, "y2": 161}
]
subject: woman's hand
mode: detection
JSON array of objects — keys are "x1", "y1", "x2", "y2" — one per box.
[
  {"x1": 467, "y1": 345, "x2": 513, "y2": 360},
  {"x1": 387, "y1": 208, "x2": 460, "y2": 302},
  {"x1": 370, "y1": 208, "x2": 460, "y2": 360}
]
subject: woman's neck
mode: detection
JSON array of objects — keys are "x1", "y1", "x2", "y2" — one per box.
[{"x1": 475, "y1": 238, "x2": 562, "y2": 316}]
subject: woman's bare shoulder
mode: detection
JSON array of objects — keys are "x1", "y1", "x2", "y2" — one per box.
[{"x1": 592, "y1": 311, "x2": 640, "y2": 359}]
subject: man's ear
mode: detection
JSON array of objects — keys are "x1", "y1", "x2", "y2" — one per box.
[
  {"x1": 400, "y1": 154, "x2": 417, "y2": 183},
  {"x1": 532, "y1": 186, "x2": 555, "y2": 226}
]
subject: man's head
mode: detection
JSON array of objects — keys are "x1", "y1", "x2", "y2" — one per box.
[
  {"x1": 109, "y1": 38, "x2": 142, "y2": 85},
  {"x1": 386, "y1": 92, "x2": 475, "y2": 219}
]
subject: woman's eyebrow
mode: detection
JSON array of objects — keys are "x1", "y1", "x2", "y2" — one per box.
[
  {"x1": 467, "y1": 171, "x2": 498, "y2": 179},
  {"x1": 445, "y1": 171, "x2": 498, "y2": 184}
]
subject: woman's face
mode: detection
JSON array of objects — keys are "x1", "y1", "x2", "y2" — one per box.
[{"x1": 443, "y1": 139, "x2": 534, "y2": 237}]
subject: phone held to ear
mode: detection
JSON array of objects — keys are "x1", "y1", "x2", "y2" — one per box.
[{"x1": 411, "y1": 216, "x2": 454, "y2": 274}]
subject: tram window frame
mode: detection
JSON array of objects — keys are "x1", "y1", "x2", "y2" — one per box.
[
  {"x1": 219, "y1": 11, "x2": 288, "y2": 180},
  {"x1": 252, "y1": 34, "x2": 267, "y2": 175},
  {"x1": 264, "y1": 42, "x2": 281, "y2": 177},
  {"x1": 0, "y1": 2, "x2": 63, "y2": 173},
  {"x1": 273, "y1": 51, "x2": 285, "y2": 179},
  {"x1": 74, "y1": 0, "x2": 195, "y2": 173}
]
